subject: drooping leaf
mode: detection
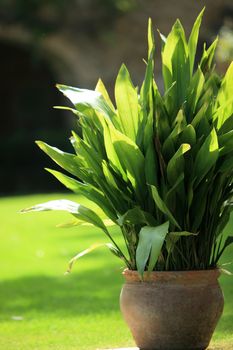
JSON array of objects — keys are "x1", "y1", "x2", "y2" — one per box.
[
  {"x1": 66, "y1": 243, "x2": 125, "y2": 273},
  {"x1": 220, "y1": 268, "x2": 233, "y2": 276},
  {"x1": 57, "y1": 218, "x2": 116, "y2": 228},
  {"x1": 57, "y1": 84, "x2": 119, "y2": 126},
  {"x1": 21, "y1": 199, "x2": 129, "y2": 263},
  {"x1": 21, "y1": 198, "x2": 105, "y2": 227},
  {"x1": 136, "y1": 222, "x2": 169, "y2": 276}
]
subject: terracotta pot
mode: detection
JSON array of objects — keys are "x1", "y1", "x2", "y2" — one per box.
[{"x1": 120, "y1": 269, "x2": 224, "y2": 350}]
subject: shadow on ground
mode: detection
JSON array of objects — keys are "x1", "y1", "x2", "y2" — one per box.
[{"x1": 0, "y1": 268, "x2": 123, "y2": 320}]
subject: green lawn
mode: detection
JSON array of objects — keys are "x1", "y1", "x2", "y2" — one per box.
[{"x1": 0, "y1": 194, "x2": 232, "y2": 350}]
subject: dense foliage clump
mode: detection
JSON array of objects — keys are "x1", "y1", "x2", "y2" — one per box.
[{"x1": 23, "y1": 10, "x2": 233, "y2": 275}]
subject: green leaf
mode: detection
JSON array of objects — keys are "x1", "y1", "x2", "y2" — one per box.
[
  {"x1": 166, "y1": 231, "x2": 197, "y2": 253},
  {"x1": 215, "y1": 207, "x2": 231, "y2": 237},
  {"x1": 21, "y1": 198, "x2": 130, "y2": 265},
  {"x1": 193, "y1": 128, "x2": 219, "y2": 187},
  {"x1": 188, "y1": 8, "x2": 205, "y2": 75},
  {"x1": 220, "y1": 268, "x2": 233, "y2": 276},
  {"x1": 103, "y1": 121, "x2": 128, "y2": 182},
  {"x1": 217, "y1": 236, "x2": 233, "y2": 261},
  {"x1": 162, "y1": 110, "x2": 187, "y2": 161},
  {"x1": 74, "y1": 115, "x2": 106, "y2": 159},
  {"x1": 117, "y1": 207, "x2": 157, "y2": 226},
  {"x1": 219, "y1": 155, "x2": 233, "y2": 173},
  {"x1": 139, "y1": 23, "x2": 155, "y2": 150},
  {"x1": 200, "y1": 37, "x2": 218, "y2": 73},
  {"x1": 57, "y1": 218, "x2": 116, "y2": 228},
  {"x1": 115, "y1": 64, "x2": 139, "y2": 142},
  {"x1": 57, "y1": 84, "x2": 118, "y2": 125},
  {"x1": 165, "y1": 172, "x2": 184, "y2": 210},
  {"x1": 145, "y1": 142, "x2": 158, "y2": 187},
  {"x1": 219, "y1": 114, "x2": 233, "y2": 135},
  {"x1": 150, "y1": 185, "x2": 181, "y2": 229},
  {"x1": 101, "y1": 161, "x2": 134, "y2": 208},
  {"x1": 71, "y1": 131, "x2": 103, "y2": 176},
  {"x1": 147, "y1": 17, "x2": 155, "y2": 59},
  {"x1": 190, "y1": 174, "x2": 214, "y2": 231},
  {"x1": 21, "y1": 199, "x2": 108, "y2": 233},
  {"x1": 53, "y1": 105, "x2": 78, "y2": 115},
  {"x1": 45, "y1": 168, "x2": 117, "y2": 222},
  {"x1": 219, "y1": 130, "x2": 233, "y2": 156},
  {"x1": 186, "y1": 67, "x2": 205, "y2": 117},
  {"x1": 162, "y1": 19, "x2": 190, "y2": 115},
  {"x1": 153, "y1": 81, "x2": 171, "y2": 143},
  {"x1": 215, "y1": 62, "x2": 233, "y2": 130},
  {"x1": 191, "y1": 103, "x2": 208, "y2": 128},
  {"x1": 95, "y1": 78, "x2": 115, "y2": 112},
  {"x1": 107, "y1": 122, "x2": 146, "y2": 201},
  {"x1": 66, "y1": 243, "x2": 124, "y2": 273},
  {"x1": 169, "y1": 231, "x2": 198, "y2": 237},
  {"x1": 179, "y1": 124, "x2": 196, "y2": 146},
  {"x1": 167, "y1": 143, "x2": 191, "y2": 186},
  {"x1": 36, "y1": 141, "x2": 89, "y2": 182},
  {"x1": 136, "y1": 222, "x2": 169, "y2": 276},
  {"x1": 45, "y1": 168, "x2": 89, "y2": 192},
  {"x1": 102, "y1": 160, "x2": 119, "y2": 189}
]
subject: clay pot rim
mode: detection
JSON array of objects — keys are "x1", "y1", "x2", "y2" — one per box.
[{"x1": 122, "y1": 268, "x2": 221, "y2": 283}]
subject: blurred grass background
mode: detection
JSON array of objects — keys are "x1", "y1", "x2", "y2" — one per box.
[{"x1": 0, "y1": 194, "x2": 232, "y2": 350}]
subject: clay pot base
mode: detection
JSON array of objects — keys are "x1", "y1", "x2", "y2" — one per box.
[{"x1": 120, "y1": 270, "x2": 224, "y2": 350}]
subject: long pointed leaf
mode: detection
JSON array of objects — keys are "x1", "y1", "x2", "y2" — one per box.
[
  {"x1": 115, "y1": 64, "x2": 139, "y2": 141},
  {"x1": 188, "y1": 8, "x2": 205, "y2": 75},
  {"x1": 150, "y1": 185, "x2": 181, "y2": 229}
]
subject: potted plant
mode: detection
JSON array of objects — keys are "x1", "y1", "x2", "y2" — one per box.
[{"x1": 22, "y1": 9, "x2": 233, "y2": 349}]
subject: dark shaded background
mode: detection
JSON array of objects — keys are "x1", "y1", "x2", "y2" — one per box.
[{"x1": 1, "y1": 0, "x2": 233, "y2": 195}]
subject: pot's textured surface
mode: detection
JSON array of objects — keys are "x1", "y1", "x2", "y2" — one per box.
[{"x1": 120, "y1": 269, "x2": 224, "y2": 350}]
